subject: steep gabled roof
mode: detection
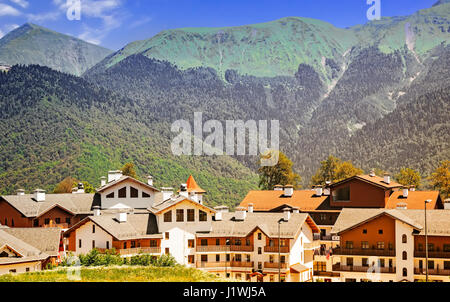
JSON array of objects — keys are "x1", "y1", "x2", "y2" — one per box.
[
  {"x1": 97, "y1": 176, "x2": 160, "y2": 193},
  {"x1": 330, "y1": 175, "x2": 402, "y2": 190},
  {"x1": 150, "y1": 196, "x2": 216, "y2": 214},
  {"x1": 2, "y1": 228, "x2": 61, "y2": 257}
]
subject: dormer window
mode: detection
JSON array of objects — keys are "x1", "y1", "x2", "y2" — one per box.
[
  {"x1": 106, "y1": 192, "x2": 114, "y2": 199},
  {"x1": 333, "y1": 186, "x2": 350, "y2": 202},
  {"x1": 130, "y1": 187, "x2": 138, "y2": 198},
  {"x1": 118, "y1": 187, "x2": 127, "y2": 198}
]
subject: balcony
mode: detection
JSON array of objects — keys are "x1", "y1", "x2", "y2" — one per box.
[
  {"x1": 333, "y1": 247, "x2": 396, "y2": 257},
  {"x1": 314, "y1": 234, "x2": 339, "y2": 241},
  {"x1": 196, "y1": 245, "x2": 254, "y2": 253},
  {"x1": 97, "y1": 247, "x2": 161, "y2": 255},
  {"x1": 414, "y1": 251, "x2": 450, "y2": 259},
  {"x1": 197, "y1": 261, "x2": 254, "y2": 268},
  {"x1": 314, "y1": 271, "x2": 341, "y2": 278},
  {"x1": 332, "y1": 264, "x2": 396, "y2": 274},
  {"x1": 43, "y1": 223, "x2": 69, "y2": 229},
  {"x1": 264, "y1": 262, "x2": 288, "y2": 270},
  {"x1": 264, "y1": 246, "x2": 290, "y2": 253},
  {"x1": 414, "y1": 268, "x2": 450, "y2": 276}
]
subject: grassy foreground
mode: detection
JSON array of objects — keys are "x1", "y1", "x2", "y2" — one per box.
[{"x1": 0, "y1": 266, "x2": 228, "y2": 282}]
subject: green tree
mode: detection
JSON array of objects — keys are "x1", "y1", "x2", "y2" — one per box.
[
  {"x1": 258, "y1": 151, "x2": 302, "y2": 190},
  {"x1": 122, "y1": 162, "x2": 137, "y2": 179},
  {"x1": 395, "y1": 168, "x2": 421, "y2": 188},
  {"x1": 430, "y1": 161, "x2": 450, "y2": 198},
  {"x1": 311, "y1": 155, "x2": 363, "y2": 185},
  {"x1": 53, "y1": 177, "x2": 78, "y2": 193},
  {"x1": 80, "y1": 181, "x2": 96, "y2": 193}
]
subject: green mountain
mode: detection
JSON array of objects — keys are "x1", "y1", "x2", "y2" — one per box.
[
  {"x1": 0, "y1": 23, "x2": 113, "y2": 76},
  {"x1": 0, "y1": 65, "x2": 258, "y2": 208}
]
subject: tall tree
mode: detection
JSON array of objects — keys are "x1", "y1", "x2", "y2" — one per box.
[
  {"x1": 311, "y1": 155, "x2": 363, "y2": 185},
  {"x1": 395, "y1": 168, "x2": 421, "y2": 188},
  {"x1": 53, "y1": 177, "x2": 78, "y2": 194},
  {"x1": 122, "y1": 162, "x2": 137, "y2": 179},
  {"x1": 258, "y1": 151, "x2": 302, "y2": 190},
  {"x1": 430, "y1": 161, "x2": 450, "y2": 198}
]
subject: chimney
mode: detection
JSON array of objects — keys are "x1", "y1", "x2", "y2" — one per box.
[
  {"x1": 189, "y1": 191, "x2": 199, "y2": 203},
  {"x1": 314, "y1": 185, "x2": 323, "y2": 197},
  {"x1": 17, "y1": 189, "x2": 25, "y2": 196},
  {"x1": 147, "y1": 176, "x2": 153, "y2": 186},
  {"x1": 161, "y1": 187, "x2": 174, "y2": 201},
  {"x1": 369, "y1": 169, "x2": 376, "y2": 177},
  {"x1": 235, "y1": 207, "x2": 247, "y2": 221},
  {"x1": 93, "y1": 206, "x2": 101, "y2": 217},
  {"x1": 117, "y1": 212, "x2": 127, "y2": 223},
  {"x1": 323, "y1": 181, "x2": 331, "y2": 196},
  {"x1": 396, "y1": 202, "x2": 408, "y2": 210},
  {"x1": 34, "y1": 189, "x2": 45, "y2": 202},
  {"x1": 383, "y1": 173, "x2": 391, "y2": 185},
  {"x1": 444, "y1": 199, "x2": 450, "y2": 210},
  {"x1": 283, "y1": 207, "x2": 291, "y2": 222},
  {"x1": 284, "y1": 185, "x2": 294, "y2": 197},
  {"x1": 214, "y1": 206, "x2": 229, "y2": 221},
  {"x1": 409, "y1": 185, "x2": 416, "y2": 192},
  {"x1": 73, "y1": 183, "x2": 85, "y2": 194},
  {"x1": 248, "y1": 203, "x2": 254, "y2": 213},
  {"x1": 402, "y1": 187, "x2": 409, "y2": 198},
  {"x1": 100, "y1": 176, "x2": 107, "y2": 187},
  {"x1": 274, "y1": 185, "x2": 283, "y2": 191},
  {"x1": 108, "y1": 170, "x2": 123, "y2": 183},
  {"x1": 292, "y1": 207, "x2": 300, "y2": 214},
  {"x1": 180, "y1": 184, "x2": 188, "y2": 198}
]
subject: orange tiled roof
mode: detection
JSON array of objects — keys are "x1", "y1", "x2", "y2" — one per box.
[
  {"x1": 386, "y1": 191, "x2": 441, "y2": 210},
  {"x1": 239, "y1": 190, "x2": 330, "y2": 212},
  {"x1": 186, "y1": 175, "x2": 206, "y2": 193}
]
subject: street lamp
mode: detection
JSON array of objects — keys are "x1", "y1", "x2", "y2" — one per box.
[
  {"x1": 278, "y1": 218, "x2": 286, "y2": 282},
  {"x1": 425, "y1": 199, "x2": 432, "y2": 282}
]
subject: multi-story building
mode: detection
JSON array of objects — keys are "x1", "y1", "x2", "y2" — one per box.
[{"x1": 330, "y1": 208, "x2": 450, "y2": 282}]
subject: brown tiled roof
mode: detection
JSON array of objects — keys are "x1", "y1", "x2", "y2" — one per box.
[
  {"x1": 0, "y1": 193, "x2": 100, "y2": 218},
  {"x1": 3, "y1": 228, "x2": 61, "y2": 257},
  {"x1": 331, "y1": 175, "x2": 403, "y2": 189},
  {"x1": 239, "y1": 190, "x2": 330, "y2": 212},
  {"x1": 196, "y1": 212, "x2": 319, "y2": 238},
  {"x1": 64, "y1": 213, "x2": 162, "y2": 241},
  {"x1": 386, "y1": 191, "x2": 441, "y2": 210},
  {"x1": 97, "y1": 176, "x2": 160, "y2": 193}
]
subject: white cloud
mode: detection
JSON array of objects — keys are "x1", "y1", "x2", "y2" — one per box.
[
  {"x1": 9, "y1": 0, "x2": 29, "y2": 9},
  {"x1": 0, "y1": 3, "x2": 22, "y2": 16},
  {"x1": 129, "y1": 16, "x2": 152, "y2": 29},
  {"x1": 4, "y1": 24, "x2": 20, "y2": 32},
  {"x1": 27, "y1": 11, "x2": 61, "y2": 22}
]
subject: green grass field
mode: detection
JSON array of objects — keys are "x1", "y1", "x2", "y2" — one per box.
[{"x1": 0, "y1": 266, "x2": 229, "y2": 282}]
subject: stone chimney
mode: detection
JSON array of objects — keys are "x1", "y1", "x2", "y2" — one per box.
[
  {"x1": 34, "y1": 189, "x2": 45, "y2": 202},
  {"x1": 148, "y1": 176, "x2": 153, "y2": 186},
  {"x1": 235, "y1": 207, "x2": 247, "y2": 221},
  {"x1": 284, "y1": 185, "x2": 294, "y2": 197},
  {"x1": 444, "y1": 199, "x2": 450, "y2": 210},
  {"x1": 161, "y1": 187, "x2": 174, "y2": 201},
  {"x1": 93, "y1": 206, "x2": 101, "y2": 217},
  {"x1": 323, "y1": 181, "x2": 331, "y2": 196},
  {"x1": 314, "y1": 185, "x2": 323, "y2": 197},
  {"x1": 402, "y1": 187, "x2": 409, "y2": 198},
  {"x1": 100, "y1": 176, "x2": 107, "y2": 187},
  {"x1": 17, "y1": 189, "x2": 25, "y2": 196},
  {"x1": 248, "y1": 203, "x2": 254, "y2": 213},
  {"x1": 383, "y1": 173, "x2": 391, "y2": 185},
  {"x1": 108, "y1": 170, "x2": 123, "y2": 183},
  {"x1": 274, "y1": 185, "x2": 283, "y2": 191},
  {"x1": 283, "y1": 207, "x2": 291, "y2": 222},
  {"x1": 117, "y1": 212, "x2": 127, "y2": 223}
]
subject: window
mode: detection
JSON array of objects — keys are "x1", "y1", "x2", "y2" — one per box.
[
  {"x1": 26, "y1": 268, "x2": 30, "y2": 272},
  {"x1": 92, "y1": 225, "x2": 96, "y2": 233},
  {"x1": 226, "y1": 254, "x2": 230, "y2": 262},
  {"x1": 258, "y1": 262, "x2": 262, "y2": 270},
  {"x1": 377, "y1": 242, "x2": 385, "y2": 250},
  {"x1": 236, "y1": 273, "x2": 242, "y2": 280},
  {"x1": 269, "y1": 255, "x2": 274, "y2": 263},
  {"x1": 216, "y1": 239, "x2": 220, "y2": 246},
  {"x1": 130, "y1": 187, "x2": 139, "y2": 198},
  {"x1": 428, "y1": 244, "x2": 435, "y2": 252},
  {"x1": 9, "y1": 269, "x2": 16, "y2": 274},
  {"x1": 187, "y1": 209, "x2": 195, "y2": 222},
  {"x1": 258, "y1": 247, "x2": 262, "y2": 255},
  {"x1": 164, "y1": 211, "x2": 172, "y2": 222},
  {"x1": 347, "y1": 258, "x2": 353, "y2": 266},
  {"x1": 258, "y1": 233, "x2": 262, "y2": 240},
  {"x1": 280, "y1": 256, "x2": 286, "y2": 263},
  {"x1": 106, "y1": 192, "x2": 114, "y2": 199},
  {"x1": 118, "y1": 187, "x2": 127, "y2": 198},
  {"x1": 92, "y1": 240, "x2": 95, "y2": 249},
  {"x1": 4, "y1": 218, "x2": 7, "y2": 226},
  {"x1": 235, "y1": 254, "x2": 242, "y2": 262},
  {"x1": 199, "y1": 210, "x2": 207, "y2": 222},
  {"x1": 444, "y1": 244, "x2": 450, "y2": 252},
  {"x1": 444, "y1": 261, "x2": 450, "y2": 270},
  {"x1": 280, "y1": 239, "x2": 287, "y2": 247},
  {"x1": 270, "y1": 275, "x2": 274, "y2": 282},
  {"x1": 363, "y1": 229, "x2": 367, "y2": 234},
  {"x1": 361, "y1": 241, "x2": 369, "y2": 249},
  {"x1": 402, "y1": 234, "x2": 407, "y2": 244},
  {"x1": 106, "y1": 241, "x2": 110, "y2": 249},
  {"x1": 428, "y1": 260, "x2": 434, "y2": 270},
  {"x1": 235, "y1": 239, "x2": 242, "y2": 246},
  {"x1": 165, "y1": 232, "x2": 170, "y2": 240},
  {"x1": 334, "y1": 186, "x2": 350, "y2": 201},
  {"x1": 418, "y1": 243, "x2": 423, "y2": 251},
  {"x1": 142, "y1": 192, "x2": 151, "y2": 198},
  {"x1": 150, "y1": 240, "x2": 157, "y2": 247},
  {"x1": 176, "y1": 209, "x2": 184, "y2": 222},
  {"x1": 66, "y1": 218, "x2": 71, "y2": 225},
  {"x1": 403, "y1": 268, "x2": 407, "y2": 277},
  {"x1": 246, "y1": 255, "x2": 251, "y2": 262},
  {"x1": 131, "y1": 241, "x2": 136, "y2": 248},
  {"x1": 269, "y1": 240, "x2": 274, "y2": 247},
  {"x1": 44, "y1": 218, "x2": 50, "y2": 225},
  {"x1": 216, "y1": 254, "x2": 220, "y2": 262},
  {"x1": 362, "y1": 258, "x2": 369, "y2": 267},
  {"x1": 378, "y1": 229, "x2": 383, "y2": 235},
  {"x1": 165, "y1": 248, "x2": 170, "y2": 255},
  {"x1": 388, "y1": 243, "x2": 394, "y2": 250},
  {"x1": 346, "y1": 241, "x2": 353, "y2": 249},
  {"x1": 188, "y1": 240, "x2": 195, "y2": 248},
  {"x1": 246, "y1": 239, "x2": 251, "y2": 246},
  {"x1": 79, "y1": 239, "x2": 82, "y2": 248},
  {"x1": 33, "y1": 219, "x2": 39, "y2": 227},
  {"x1": 402, "y1": 251, "x2": 407, "y2": 260},
  {"x1": 188, "y1": 255, "x2": 195, "y2": 264},
  {"x1": 123, "y1": 242, "x2": 127, "y2": 249},
  {"x1": 201, "y1": 239, "x2": 208, "y2": 246},
  {"x1": 53, "y1": 218, "x2": 60, "y2": 225}
]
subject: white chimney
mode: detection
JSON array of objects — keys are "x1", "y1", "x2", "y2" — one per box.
[
  {"x1": 100, "y1": 176, "x2": 107, "y2": 187},
  {"x1": 235, "y1": 207, "x2": 247, "y2": 221},
  {"x1": 324, "y1": 181, "x2": 331, "y2": 196},
  {"x1": 402, "y1": 187, "x2": 409, "y2": 198},
  {"x1": 315, "y1": 186, "x2": 323, "y2": 197},
  {"x1": 274, "y1": 185, "x2": 283, "y2": 191},
  {"x1": 214, "y1": 206, "x2": 229, "y2": 221},
  {"x1": 93, "y1": 206, "x2": 101, "y2": 217},
  {"x1": 248, "y1": 203, "x2": 254, "y2": 213},
  {"x1": 396, "y1": 203, "x2": 407, "y2": 210},
  {"x1": 108, "y1": 170, "x2": 123, "y2": 183},
  {"x1": 17, "y1": 189, "x2": 25, "y2": 196},
  {"x1": 34, "y1": 189, "x2": 45, "y2": 202},
  {"x1": 117, "y1": 212, "x2": 127, "y2": 223},
  {"x1": 384, "y1": 173, "x2": 391, "y2": 184},
  {"x1": 369, "y1": 169, "x2": 376, "y2": 177},
  {"x1": 189, "y1": 192, "x2": 199, "y2": 203},
  {"x1": 161, "y1": 187, "x2": 174, "y2": 201},
  {"x1": 147, "y1": 176, "x2": 153, "y2": 186},
  {"x1": 283, "y1": 207, "x2": 291, "y2": 222},
  {"x1": 284, "y1": 185, "x2": 294, "y2": 197},
  {"x1": 73, "y1": 183, "x2": 85, "y2": 194},
  {"x1": 180, "y1": 184, "x2": 188, "y2": 198},
  {"x1": 409, "y1": 185, "x2": 416, "y2": 192},
  {"x1": 292, "y1": 207, "x2": 300, "y2": 214},
  {"x1": 444, "y1": 199, "x2": 450, "y2": 210}
]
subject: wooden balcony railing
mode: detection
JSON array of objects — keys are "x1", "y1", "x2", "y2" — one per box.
[
  {"x1": 43, "y1": 223, "x2": 69, "y2": 229},
  {"x1": 264, "y1": 262, "x2": 288, "y2": 269},
  {"x1": 332, "y1": 264, "x2": 396, "y2": 274},
  {"x1": 333, "y1": 247, "x2": 396, "y2": 257},
  {"x1": 112, "y1": 247, "x2": 161, "y2": 255},
  {"x1": 196, "y1": 245, "x2": 254, "y2": 253},
  {"x1": 314, "y1": 271, "x2": 341, "y2": 277},
  {"x1": 196, "y1": 261, "x2": 254, "y2": 268},
  {"x1": 414, "y1": 268, "x2": 450, "y2": 276},
  {"x1": 414, "y1": 251, "x2": 450, "y2": 259},
  {"x1": 264, "y1": 246, "x2": 290, "y2": 253}
]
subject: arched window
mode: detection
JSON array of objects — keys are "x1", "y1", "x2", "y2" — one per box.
[
  {"x1": 402, "y1": 234, "x2": 407, "y2": 244},
  {"x1": 403, "y1": 268, "x2": 407, "y2": 277},
  {"x1": 402, "y1": 251, "x2": 407, "y2": 260}
]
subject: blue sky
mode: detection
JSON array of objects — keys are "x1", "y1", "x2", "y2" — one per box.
[{"x1": 0, "y1": 0, "x2": 439, "y2": 50}]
